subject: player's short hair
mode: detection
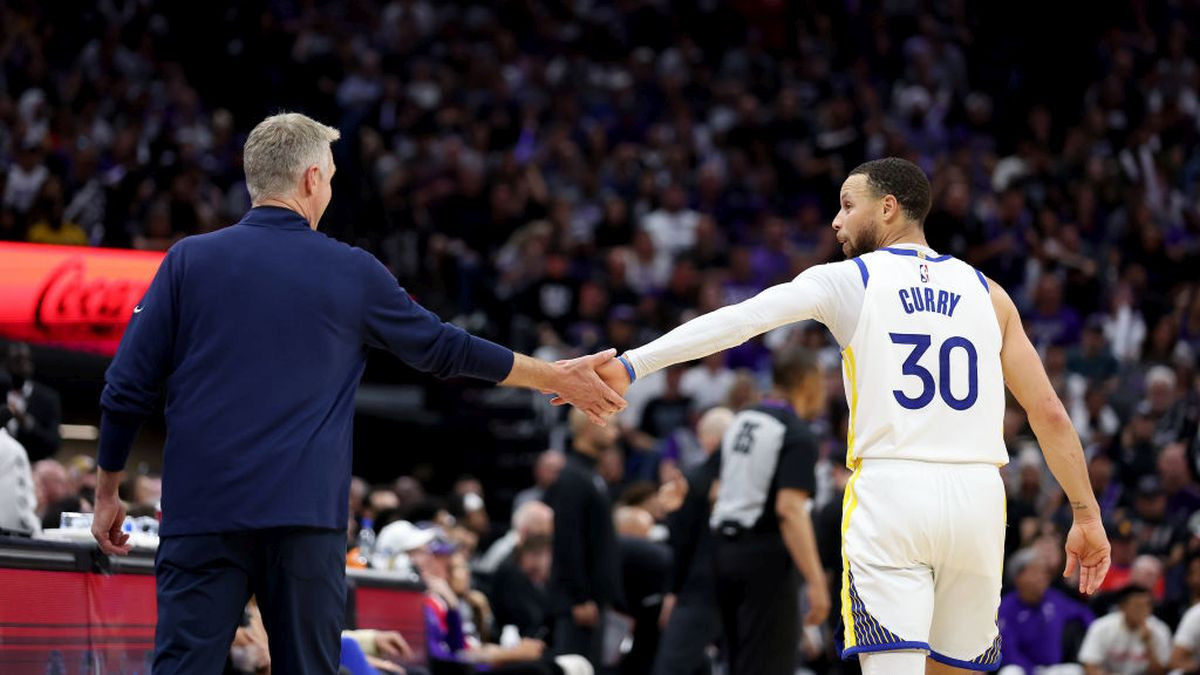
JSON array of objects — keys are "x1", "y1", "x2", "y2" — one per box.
[
  {"x1": 849, "y1": 157, "x2": 932, "y2": 224},
  {"x1": 243, "y1": 112, "x2": 341, "y2": 202},
  {"x1": 771, "y1": 345, "x2": 820, "y2": 391}
]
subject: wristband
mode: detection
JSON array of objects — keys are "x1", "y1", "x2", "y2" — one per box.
[{"x1": 616, "y1": 354, "x2": 637, "y2": 383}]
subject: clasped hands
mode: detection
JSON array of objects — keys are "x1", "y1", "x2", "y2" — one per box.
[{"x1": 541, "y1": 348, "x2": 634, "y2": 425}]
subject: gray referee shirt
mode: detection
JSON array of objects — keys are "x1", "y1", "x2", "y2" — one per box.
[{"x1": 710, "y1": 401, "x2": 817, "y2": 534}]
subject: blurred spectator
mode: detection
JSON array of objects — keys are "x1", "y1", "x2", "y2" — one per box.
[
  {"x1": 614, "y1": 504, "x2": 671, "y2": 675},
  {"x1": 477, "y1": 500, "x2": 554, "y2": 577},
  {"x1": 491, "y1": 533, "x2": 556, "y2": 641},
  {"x1": 1171, "y1": 560, "x2": 1200, "y2": 673},
  {"x1": 997, "y1": 549, "x2": 1094, "y2": 671},
  {"x1": 0, "y1": 427, "x2": 39, "y2": 533},
  {"x1": 543, "y1": 408, "x2": 623, "y2": 669},
  {"x1": 654, "y1": 406, "x2": 734, "y2": 675},
  {"x1": 1078, "y1": 586, "x2": 1171, "y2": 675},
  {"x1": 3, "y1": 343, "x2": 61, "y2": 462},
  {"x1": 31, "y1": 458, "x2": 68, "y2": 518},
  {"x1": 512, "y1": 450, "x2": 566, "y2": 517},
  {"x1": 679, "y1": 354, "x2": 736, "y2": 417}
]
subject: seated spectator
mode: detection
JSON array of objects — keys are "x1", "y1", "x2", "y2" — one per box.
[
  {"x1": 477, "y1": 500, "x2": 554, "y2": 576},
  {"x1": 512, "y1": 450, "x2": 566, "y2": 516},
  {"x1": 31, "y1": 458, "x2": 69, "y2": 518},
  {"x1": 997, "y1": 549, "x2": 1093, "y2": 671},
  {"x1": 1078, "y1": 585, "x2": 1172, "y2": 675},
  {"x1": 491, "y1": 535, "x2": 556, "y2": 641},
  {"x1": 614, "y1": 504, "x2": 671, "y2": 675},
  {"x1": 1171, "y1": 579, "x2": 1200, "y2": 674},
  {"x1": 421, "y1": 530, "x2": 590, "y2": 675},
  {"x1": 0, "y1": 426, "x2": 39, "y2": 533}
]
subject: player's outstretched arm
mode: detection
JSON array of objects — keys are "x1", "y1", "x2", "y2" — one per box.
[
  {"x1": 990, "y1": 279, "x2": 1111, "y2": 594},
  {"x1": 590, "y1": 273, "x2": 832, "y2": 396}
]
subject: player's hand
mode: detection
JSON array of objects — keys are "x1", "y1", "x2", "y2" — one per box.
[
  {"x1": 546, "y1": 349, "x2": 627, "y2": 425},
  {"x1": 804, "y1": 581, "x2": 831, "y2": 626},
  {"x1": 1063, "y1": 517, "x2": 1111, "y2": 595},
  {"x1": 595, "y1": 355, "x2": 632, "y2": 398},
  {"x1": 571, "y1": 601, "x2": 599, "y2": 627},
  {"x1": 91, "y1": 491, "x2": 131, "y2": 556},
  {"x1": 657, "y1": 476, "x2": 688, "y2": 513},
  {"x1": 374, "y1": 630, "x2": 413, "y2": 659}
]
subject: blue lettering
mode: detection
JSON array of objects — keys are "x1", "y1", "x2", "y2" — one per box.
[
  {"x1": 899, "y1": 289, "x2": 915, "y2": 314},
  {"x1": 948, "y1": 292, "x2": 962, "y2": 317},
  {"x1": 936, "y1": 290, "x2": 949, "y2": 316},
  {"x1": 911, "y1": 287, "x2": 925, "y2": 311},
  {"x1": 923, "y1": 288, "x2": 936, "y2": 315}
]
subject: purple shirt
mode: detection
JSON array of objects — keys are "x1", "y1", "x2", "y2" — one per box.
[{"x1": 998, "y1": 588, "x2": 1094, "y2": 669}]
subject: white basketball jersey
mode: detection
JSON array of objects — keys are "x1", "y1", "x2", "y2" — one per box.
[{"x1": 841, "y1": 248, "x2": 1006, "y2": 466}]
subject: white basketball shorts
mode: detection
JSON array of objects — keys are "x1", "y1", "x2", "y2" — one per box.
[{"x1": 840, "y1": 458, "x2": 1005, "y2": 670}]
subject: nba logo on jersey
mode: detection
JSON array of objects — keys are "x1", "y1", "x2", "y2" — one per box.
[{"x1": 919, "y1": 263, "x2": 929, "y2": 283}]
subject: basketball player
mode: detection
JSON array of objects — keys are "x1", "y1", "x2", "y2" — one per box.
[{"x1": 579, "y1": 158, "x2": 1111, "y2": 674}]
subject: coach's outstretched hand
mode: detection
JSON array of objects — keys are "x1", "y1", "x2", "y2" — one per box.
[{"x1": 1064, "y1": 517, "x2": 1111, "y2": 595}]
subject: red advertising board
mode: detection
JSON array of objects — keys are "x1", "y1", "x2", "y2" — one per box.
[{"x1": 0, "y1": 242, "x2": 165, "y2": 356}]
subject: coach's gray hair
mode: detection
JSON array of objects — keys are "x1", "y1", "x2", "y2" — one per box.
[{"x1": 243, "y1": 113, "x2": 340, "y2": 202}]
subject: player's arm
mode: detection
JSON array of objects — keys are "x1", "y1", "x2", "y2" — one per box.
[
  {"x1": 990, "y1": 278, "x2": 1111, "y2": 593},
  {"x1": 597, "y1": 263, "x2": 851, "y2": 394},
  {"x1": 776, "y1": 488, "x2": 830, "y2": 625}
]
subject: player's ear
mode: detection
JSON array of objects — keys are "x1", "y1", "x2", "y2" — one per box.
[{"x1": 881, "y1": 194, "x2": 899, "y2": 221}]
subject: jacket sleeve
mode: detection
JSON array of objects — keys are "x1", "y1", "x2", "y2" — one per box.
[
  {"x1": 361, "y1": 253, "x2": 513, "y2": 382},
  {"x1": 98, "y1": 247, "x2": 180, "y2": 471}
]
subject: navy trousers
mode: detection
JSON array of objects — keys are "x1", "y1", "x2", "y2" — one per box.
[{"x1": 153, "y1": 527, "x2": 346, "y2": 674}]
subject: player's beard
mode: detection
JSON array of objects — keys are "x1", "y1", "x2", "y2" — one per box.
[{"x1": 845, "y1": 217, "x2": 885, "y2": 257}]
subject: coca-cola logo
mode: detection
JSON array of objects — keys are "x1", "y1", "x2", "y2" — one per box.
[{"x1": 33, "y1": 258, "x2": 148, "y2": 337}]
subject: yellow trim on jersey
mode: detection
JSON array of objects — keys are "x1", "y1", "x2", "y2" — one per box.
[
  {"x1": 842, "y1": 347, "x2": 859, "y2": 466},
  {"x1": 840, "y1": 461, "x2": 864, "y2": 648}
]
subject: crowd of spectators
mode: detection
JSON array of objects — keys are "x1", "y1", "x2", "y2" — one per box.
[{"x1": 4, "y1": 0, "x2": 1200, "y2": 672}]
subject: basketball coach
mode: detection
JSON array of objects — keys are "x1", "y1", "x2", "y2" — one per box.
[{"x1": 90, "y1": 112, "x2": 626, "y2": 674}]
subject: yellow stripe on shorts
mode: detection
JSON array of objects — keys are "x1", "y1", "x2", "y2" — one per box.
[
  {"x1": 842, "y1": 347, "x2": 859, "y2": 466},
  {"x1": 839, "y1": 461, "x2": 863, "y2": 648}
]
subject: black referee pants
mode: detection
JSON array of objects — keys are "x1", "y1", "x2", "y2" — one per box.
[
  {"x1": 713, "y1": 533, "x2": 800, "y2": 675},
  {"x1": 153, "y1": 527, "x2": 346, "y2": 674}
]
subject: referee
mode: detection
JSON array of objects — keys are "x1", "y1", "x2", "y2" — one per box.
[
  {"x1": 709, "y1": 345, "x2": 831, "y2": 675},
  {"x1": 90, "y1": 112, "x2": 625, "y2": 674}
]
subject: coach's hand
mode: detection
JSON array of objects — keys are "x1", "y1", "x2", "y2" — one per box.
[
  {"x1": 546, "y1": 349, "x2": 627, "y2": 425},
  {"x1": 92, "y1": 480, "x2": 132, "y2": 556},
  {"x1": 1064, "y1": 517, "x2": 1111, "y2": 595}
]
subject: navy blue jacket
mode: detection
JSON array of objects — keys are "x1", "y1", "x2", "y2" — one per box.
[{"x1": 99, "y1": 206, "x2": 514, "y2": 536}]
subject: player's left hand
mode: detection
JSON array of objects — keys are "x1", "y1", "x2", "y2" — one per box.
[{"x1": 1063, "y1": 517, "x2": 1111, "y2": 595}]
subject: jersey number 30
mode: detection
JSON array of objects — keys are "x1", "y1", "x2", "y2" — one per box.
[{"x1": 889, "y1": 333, "x2": 978, "y2": 411}]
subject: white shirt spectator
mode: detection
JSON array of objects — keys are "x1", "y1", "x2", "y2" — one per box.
[
  {"x1": 1104, "y1": 304, "x2": 1146, "y2": 363},
  {"x1": 679, "y1": 362, "x2": 736, "y2": 412},
  {"x1": 1174, "y1": 603, "x2": 1200, "y2": 664},
  {"x1": 640, "y1": 206, "x2": 700, "y2": 262},
  {"x1": 0, "y1": 429, "x2": 40, "y2": 534},
  {"x1": 3, "y1": 161, "x2": 48, "y2": 213},
  {"x1": 1077, "y1": 611, "x2": 1171, "y2": 674}
]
